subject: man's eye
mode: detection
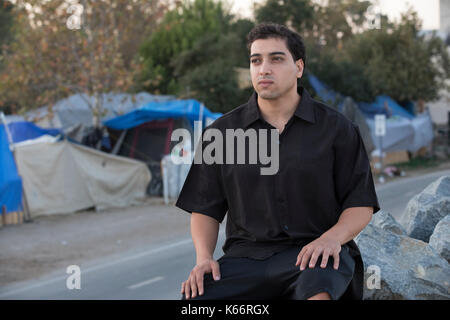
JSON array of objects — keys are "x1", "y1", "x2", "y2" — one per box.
[
  {"x1": 251, "y1": 59, "x2": 260, "y2": 63},
  {"x1": 273, "y1": 57, "x2": 282, "y2": 61}
]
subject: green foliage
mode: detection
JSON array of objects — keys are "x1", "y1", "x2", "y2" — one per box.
[
  {"x1": 0, "y1": 0, "x2": 14, "y2": 46},
  {"x1": 254, "y1": 0, "x2": 314, "y2": 32},
  {"x1": 173, "y1": 32, "x2": 253, "y2": 112},
  {"x1": 138, "y1": 0, "x2": 233, "y2": 95},
  {"x1": 138, "y1": 0, "x2": 255, "y2": 112},
  {"x1": 307, "y1": 51, "x2": 374, "y2": 102},
  {"x1": 0, "y1": 0, "x2": 14, "y2": 68},
  {"x1": 229, "y1": 18, "x2": 255, "y2": 67},
  {"x1": 338, "y1": 10, "x2": 450, "y2": 102}
]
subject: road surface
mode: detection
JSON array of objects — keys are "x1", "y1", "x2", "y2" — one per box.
[{"x1": 1, "y1": 169, "x2": 449, "y2": 299}]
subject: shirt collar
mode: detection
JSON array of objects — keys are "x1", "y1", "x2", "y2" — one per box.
[{"x1": 243, "y1": 86, "x2": 316, "y2": 128}]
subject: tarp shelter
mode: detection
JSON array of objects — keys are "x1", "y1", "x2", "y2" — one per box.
[
  {"x1": 307, "y1": 74, "x2": 433, "y2": 153},
  {"x1": 0, "y1": 125, "x2": 22, "y2": 214},
  {"x1": 366, "y1": 112, "x2": 434, "y2": 152},
  {"x1": 308, "y1": 74, "x2": 415, "y2": 119},
  {"x1": 0, "y1": 121, "x2": 61, "y2": 215},
  {"x1": 25, "y1": 92, "x2": 176, "y2": 131},
  {"x1": 104, "y1": 99, "x2": 222, "y2": 196},
  {"x1": 14, "y1": 137, "x2": 151, "y2": 218},
  {"x1": 104, "y1": 99, "x2": 222, "y2": 130},
  {"x1": 7, "y1": 121, "x2": 62, "y2": 143}
]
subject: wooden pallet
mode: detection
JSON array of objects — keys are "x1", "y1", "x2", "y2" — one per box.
[{"x1": 1, "y1": 207, "x2": 24, "y2": 227}]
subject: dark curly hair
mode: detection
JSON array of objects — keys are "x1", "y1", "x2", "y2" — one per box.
[{"x1": 247, "y1": 22, "x2": 306, "y2": 67}]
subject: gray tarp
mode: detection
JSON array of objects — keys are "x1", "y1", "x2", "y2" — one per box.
[
  {"x1": 14, "y1": 136, "x2": 151, "y2": 217},
  {"x1": 342, "y1": 97, "x2": 376, "y2": 155},
  {"x1": 366, "y1": 111, "x2": 434, "y2": 153}
]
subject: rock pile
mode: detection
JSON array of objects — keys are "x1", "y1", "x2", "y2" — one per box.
[{"x1": 355, "y1": 175, "x2": 450, "y2": 300}]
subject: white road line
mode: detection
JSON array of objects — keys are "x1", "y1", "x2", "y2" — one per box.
[
  {"x1": 0, "y1": 237, "x2": 193, "y2": 298},
  {"x1": 127, "y1": 276, "x2": 164, "y2": 290},
  {"x1": 0, "y1": 229, "x2": 226, "y2": 298}
]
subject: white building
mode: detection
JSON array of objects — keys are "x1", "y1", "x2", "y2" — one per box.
[{"x1": 440, "y1": 0, "x2": 450, "y2": 35}]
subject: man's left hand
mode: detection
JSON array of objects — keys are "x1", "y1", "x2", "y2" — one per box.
[{"x1": 295, "y1": 235, "x2": 342, "y2": 271}]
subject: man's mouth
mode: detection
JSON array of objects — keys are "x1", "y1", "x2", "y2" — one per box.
[{"x1": 258, "y1": 80, "x2": 274, "y2": 87}]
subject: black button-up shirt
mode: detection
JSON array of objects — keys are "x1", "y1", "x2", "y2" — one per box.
[{"x1": 176, "y1": 86, "x2": 380, "y2": 299}]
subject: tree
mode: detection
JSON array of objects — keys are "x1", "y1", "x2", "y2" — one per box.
[
  {"x1": 254, "y1": 0, "x2": 450, "y2": 104},
  {"x1": 0, "y1": 0, "x2": 16, "y2": 114},
  {"x1": 0, "y1": 0, "x2": 167, "y2": 126},
  {"x1": 137, "y1": 0, "x2": 233, "y2": 95},
  {"x1": 0, "y1": 0, "x2": 14, "y2": 52},
  {"x1": 334, "y1": 9, "x2": 450, "y2": 103},
  {"x1": 254, "y1": 0, "x2": 314, "y2": 33},
  {"x1": 172, "y1": 32, "x2": 253, "y2": 113},
  {"x1": 137, "y1": 0, "x2": 253, "y2": 112}
]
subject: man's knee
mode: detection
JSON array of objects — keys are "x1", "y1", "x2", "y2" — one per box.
[{"x1": 307, "y1": 291, "x2": 331, "y2": 300}]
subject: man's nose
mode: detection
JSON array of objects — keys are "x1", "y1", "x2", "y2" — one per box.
[{"x1": 259, "y1": 60, "x2": 272, "y2": 75}]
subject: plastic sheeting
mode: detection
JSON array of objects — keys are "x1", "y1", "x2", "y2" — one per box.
[
  {"x1": 307, "y1": 74, "x2": 433, "y2": 153},
  {"x1": 104, "y1": 99, "x2": 222, "y2": 131},
  {"x1": 7, "y1": 121, "x2": 61, "y2": 143},
  {"x1": 25, "y1": 92, "x2": 176, "y2": 130},
  {"x1": 0, "y1": 125, "x2": 22, "y2": 213},
  {"x1": 161, "y1": 140, "x2": 193, "y2": 204},
  {"x1": 307, "y1": 74, "x2": 415, "y2": 119},
  {"x1": 366, "y1": 111, "x2": 434, "y2": 152},
  {"x1": 14, "y1": 138, "x2": 151, "y2": 217},
  {"x1": 358, "y1": 95, "x2": 414, "y2": 119}
]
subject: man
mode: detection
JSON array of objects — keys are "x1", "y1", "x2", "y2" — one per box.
[{"x1": 175, "y1": 23, "x2": 380, "y2": 300}]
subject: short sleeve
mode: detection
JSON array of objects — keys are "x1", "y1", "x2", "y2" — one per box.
[
  {"x1": 175, "y1": 129, "x2": 228, "y2": 223},
  {"x1": 333, "y1": 117, "x2": 380, "y2": 214}
]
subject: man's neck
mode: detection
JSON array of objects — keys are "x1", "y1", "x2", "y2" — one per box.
[{"x1": 257, "y1": 86, "x2": 301, "y2": 131}]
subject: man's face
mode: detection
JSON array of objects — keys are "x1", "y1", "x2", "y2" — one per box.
[{"x1": 249, "y1": 37, "x2": 304, "y2": 100}]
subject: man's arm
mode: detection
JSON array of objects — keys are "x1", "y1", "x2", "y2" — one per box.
[
  {"x1": 296, "y1": 206, "x2": 373, "y2": 271},
  {"x1": 321, "y1": 206, "x2": 373, "y2": 246},
  {"x1": 181, "y1": 213, "x2": 221, "y2": 299},
  {"x1": 191, "y1": 212, "x2": 220, "y2": 263}
]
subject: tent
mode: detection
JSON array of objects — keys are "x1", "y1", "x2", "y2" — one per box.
[
  {"x1": 307, "y1": 74, "x2": 433, "y2": 153},
  {"x1": 104, "y1": 98, "x2": 222, "y2": 130},
  {"x1": 14, "y1": 137, "x2": 151, "y2": 218},
  {"x1": 104, "y1": 99, "x2": 222, "y2": 196},
  {"x1": 24, "y1": 92, "x2": 176, "y2": 131},
  {"x1": 308, "y1": 74, "x2": 415, "y2": 119},
  {"x1": 0, "y1": 125, "x2": 22, "y2": 214},
  {"x1": 0, "y1": 121, "x2": 62, "y2": 216}
]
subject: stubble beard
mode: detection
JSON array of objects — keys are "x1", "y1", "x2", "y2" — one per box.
[{"x1": 257, "y1": 81, "x2": 296, "y2": 100}]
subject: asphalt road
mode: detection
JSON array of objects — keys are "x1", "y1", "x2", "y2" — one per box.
[{"x1": 1, "y1": 169, "x2": 449, "y2": 300}]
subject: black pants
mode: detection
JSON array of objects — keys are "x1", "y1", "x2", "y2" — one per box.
[{"x1": 181, "y1": 244, "x2": 355, "y2": 300}]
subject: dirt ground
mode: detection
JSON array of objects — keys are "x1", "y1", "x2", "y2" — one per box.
[
  {"x1": 1, "y1": 158, "x2": 449, "y2": 288},
  {"x1": 0, "y1": 197, "x2": 191, "y2": 287}
]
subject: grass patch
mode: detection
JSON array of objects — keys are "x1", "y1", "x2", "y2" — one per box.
[{"x1": 392, "y1": 156, "x2": 441, "y2": 170}]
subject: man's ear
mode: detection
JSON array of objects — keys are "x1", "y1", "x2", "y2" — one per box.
[{"x1": 296, "y1": 59, "x2": 304, "y2": 78}]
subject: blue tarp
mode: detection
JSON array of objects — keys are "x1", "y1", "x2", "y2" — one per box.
[
  {"x1": 0, "y1": 125, "x2": 23, "y2": 214},
  {"x1": 358, "y1": 96, "x2": 414, "y2": 119},
  {"x1": 104, "y1": 99, "x2": 222, "y2": 130},
  {"x1": 308, "y1": 74, "x2": 343, "y2": 110},
  {"x1": 0, "y1": 122, "x2": 61, "y2": 214},
  {"x1": 308, "y1": 74, "x2": 415, "y2": 119},
  {"x1": 307, "y1": 74, "x2": 434, "y2": 153},
  {"x1": 8, "y1": 121, "x2": 62, "y2": 143}
]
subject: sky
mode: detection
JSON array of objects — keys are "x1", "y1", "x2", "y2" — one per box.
[{"x1": 229, "y1": 0, "x2": 440, "y2": 30}]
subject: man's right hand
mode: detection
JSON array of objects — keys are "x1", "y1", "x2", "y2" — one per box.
[{"x1": 181, "y1": 258, "x2": 221, "y2": 299}]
